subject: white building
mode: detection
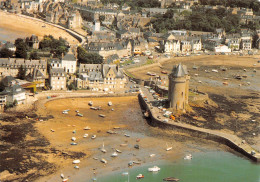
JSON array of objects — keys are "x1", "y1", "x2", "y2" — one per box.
[
  {"x1": 215, "y1": 45, "x2": 231, "y2": 53},
  {"x1": 61, "y1": 53, "x2": 77, "y2": 74},
  {"x1": 2, "y1": 84, "x2": 26, "y2": 105}
]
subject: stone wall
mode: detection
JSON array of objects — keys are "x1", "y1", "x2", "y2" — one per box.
[{"x1": 138, "y1": 94, "x2": 260, "y2": 163}]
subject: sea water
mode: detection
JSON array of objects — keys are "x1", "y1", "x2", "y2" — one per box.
[{"x1": 97, "y1": 151, "x2": 260, "y2": 182}]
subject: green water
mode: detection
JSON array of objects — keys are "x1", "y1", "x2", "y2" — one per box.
[{"x1": 96, "y1": 151, "x2": 260, "y2": 182}]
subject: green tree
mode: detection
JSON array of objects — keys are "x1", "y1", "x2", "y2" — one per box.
[
  {"x1": 77, "y1": 46, "x2": 103, "y2": 64},
  {"x1": 15, "y1": 38, "x2": 28, "y2": 59},
  {"x1": 29, "y1": 50, "x2": 40, "y2": 60},
  {"x1": 17, "y1": 65, "x2": 27, "y2": 79},
  {"x1": 0, "y1": 48, "x2": 14, "y2": 58}
]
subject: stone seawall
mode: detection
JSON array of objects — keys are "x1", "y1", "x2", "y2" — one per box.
[{"x1": 138, "y1": 94, "x2": 260, "y2": 163}]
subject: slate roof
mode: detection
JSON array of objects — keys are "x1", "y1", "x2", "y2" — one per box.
[
  {"x1": 63, "y1": 53, "x2": 76, "y2": 61},
  {"x1": 172, "y1": 64, "x2": 188, "y2": 77},
  {"x1": 50, "y1": 68, "x2": 66, "y2": 76},
  {"x1": 1, "y1": 84, "x2": 25, "y2": 96}
]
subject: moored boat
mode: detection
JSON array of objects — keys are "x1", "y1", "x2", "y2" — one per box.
[
  {"x1": 83, "y1": 134, "x2": 88, "y2": 138},
  {"x1": 73, "y1": 159, "x2": 80, "y2": 164},
  {"x1": 166, "y1": 143, "x2": 172, "y2": 151},
  {"x1": 62, "y1": 178, "x2": 69, "y2": 182},
  {"x1": 184, "y1": 154, "x2": 192, "y2": 160},
  {"x1": 91, "y1": 135, "x2": 96, "y2": 139},
  {"x1": 99, "y1": 114, "x2": 106, "y2": 118},
  {"x1": 163, "y1": 177, "x2": 180, "y2": 181},
  {"x1": 84, "y1": 126, "x2": 91, "y2": 130},
  {"x1": 101, "y1": 142, "x2": 107, "y2": 153},
  {"x1": 101, "y1": 158, "x2": 107, "y2": 164},
  {"x1": 108, "y1": 101, "x2": 112, "y2": 106},
  {"x1": 88, "y1": 101, "x2": 93, "y2": 106},
  {"x1": 111, "y1": 152, "x2": 118, "y2": 157},
  {"x1": 136, "y1": 174, "x2": 144, "y2": 179},
  {"x1": 116, "y1": 149, "x2": 122, "y2": 153},
  {"x1": 148, "y1": 166, "x2": 160, "y2": 172}
]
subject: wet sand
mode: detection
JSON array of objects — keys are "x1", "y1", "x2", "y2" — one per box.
[{"x1": 35, "y1": 96, "x2": 223, "y2": 182}]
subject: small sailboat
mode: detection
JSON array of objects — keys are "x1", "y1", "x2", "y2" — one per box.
[
  {"x1": 150, "y1": 154, "x2": 156, "y2": 157},
  {"x1": 184, "y1": 154, "x2": 192, "y2": 160},
  {"x1": 116, "y1": 149, "x2": 122, "y2": 153},
  {"x1": 166, "y1": 143, "x2": 172, "y2": 151},
  {"x1": 100, "y1": 158, "x2": 107, "y2": 164},
  {"x1": 91, "y1": 135, "x2": 96, "y2": 139},
  {"x1": 136, "y1": 174, "x2": 144, "y2": 179},
  {"x1": 148, "y1": 166, "x2": 160, "y2": 172},
  {"x1": 88, "y1": 101, "x2": 93, "y2": 106},
  {"x1": 101, "y1": 142, "x2": 107, "y2": 153},
  {"x1": 163, "y1": 177, "x2": 180, "y2": 181},
  {"x1": 71, "y1": 137, "x2": 76, "y2": 141},
  {"x1": 83, "y1": 134, "x2": 89, "y2": 138},
  {"x1": 108, "y1": 101, "x2": 112, "y2": 106},
  {"x1": 111, "y1": 152, "x2": 118, "y2": 157},
  {"x1": 84, "y1": 126, "x2": 91, "y2": 130},
  {"x1": 73, "y1": 159, "x2": 80, "y2": 164},
  {"x1": 99, "y1": 114, "x2": 106, "y2": 118}
]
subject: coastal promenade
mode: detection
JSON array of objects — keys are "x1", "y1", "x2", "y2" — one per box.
[
  {"x1": 139, "y1": 87, "x2": 260, "y2": 163},
  {"x1": 1, "y1": 10, "x2": 86, "y2": 45}
]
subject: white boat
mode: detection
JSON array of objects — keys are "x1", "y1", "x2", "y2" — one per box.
[
  {"x1": 184, "y1": 154, "x2": 192, "y2": 160},
  {"x1": 99, "y1": 114, "x2": 106, "y2": 118},
  {"x1": 73, "y1": 159, "x2": 80, "y2": 164},
  {"x1": 136, "y1": 174, "x2": 144, "y2": 179},
  {"x1": 71, "y1": 137, "x2": 76, "y2": 141},
  {"x1": 166, "y1": 143, "x2": 172, "y2": 151},
  {"x1": 91, "y1": 135, "x2": 96, "y2": 139},
  {"x1": 111, "y1": 152, "x2": 118, "y2": 157},
  {"x1": 116, "y1": 149, "x2": 122, "y2": 153},
  {"x1": 212, "y1": 69, "x2": 218, "y2": 73},
  {"x1": 148, "y1": 166, "x2": 160, "y2": 172},
  {"x1": 74, "y1": 165, "x2": 79, "y2": 169},
  {"x1": 124, "y1": 134, "x2": 130, "y2": 137},
  {"x1": 60, "y1": 173, "x2": 64, "y2": 179},
  {"x1": 62, "y1": 111, "x2": 68, "y2": 114},
  {"x1": 83, "y1": 134, "x2": 88, "y2": 138},
  {"x1": 101, "y1": 158, "x2": 107, "y2": 164},
  {"x1": 108, "y1": 101, "x2": 112, "y2": 106},
  {"x1": 70, "y1": 142, "x2": 77, "y2": 145},
  {"x1": 62, "y1": 178, "x2": 69, "y2": 182},
  {"x1": 84, "y1": 126, "x2": 91, "y2": 130},
  {"x1": 150, "y1": 154, "x2": 156, "y2": 157},
  {"x1": 88, "y1": 101, "x2": 93, "y2": 106},
  {"x1": 101, "y1": 142, "x2": 107, "y2": 153}
]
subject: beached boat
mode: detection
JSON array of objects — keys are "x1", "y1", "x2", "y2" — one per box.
[
  {"x1": 83, "y1": 134, "x2": 88, "y2": 138},
  {"x1": 72, "y1": 130, "x2": 76, "y2": 134},
  {"x1": 120, "y1": 143, "x2": 127, "y2": 147},
  {"x1": 111, "y1": 152, "x2": 118, "y2": 157},
  {"x1": 184, "y1": 154, "x2": 192, "y2": 160},
  {"x1": 128, "y1": 161, "x2": 133, "y2": 167},
  {"x1": 223, "y1": 82, "x2": 229, "y2": 85},
  {"x1": 124, "y1": 134, "x2": 130, "y2": 137},
  {"x1": 99, "y1": 114, "x2": 106, "y2": 118},
  {"x1": 107, "y1": 130, "x2": 117, "y2": 134},
  {"x1": 136, "y1": 138, "x2": 140, "y2": 142},
  {"x1": 166, "y1": 143, "x2": 172, "y2": 151},
  {"x1": 70, "y1": 142, "x2": 77, "y2": 145},
  {"x1": 76, "y1": 113, "x2": 83, "y2": 117},
  {"x1": 62, "y1": 111, "x2": 68, "y2": 114},
  {"x1": 74, "y1": 166, "x2": 79, "y2": 169},
  {"x1": 91, "y1": 135, "x2": 96, "y2": 139},
  {"x1": 235, "y1": 75, "x2": 242, "y2": 80},
  {"x1": 88, "y1": 101, "x2": 93, "y2": 106},
  {"x1": 136, "y1": 174, "x2": 144, "y2": 179},
  {"x1": 84, "y1": 126, "x2": 91, "y2": 130},
  {"x1": 212, "y1": 69, "x2": 218, "y2": 73},
  {"x1": 71, "y1": 137, "x2": 76, "y2": 141},
  {"x1": 93, "y1": 157, "x2": 98, "y2": 160},
  {"x1": 101, "y1": 142, "x2": 107, "y2": 153},
  {"x1": 148, "y1": 166, "x2": 160, "y2": 172},
  {"x1": 133, "y1": 161, "x2": 141, "y2": 165},
  {"x1": 108, "y1": 101, "x2": 112, "y2": 106},
  {"x1": 75, "y1": 110, "x2": 79, "y2": 113},
  {"x1": 62, "y1": 178, "x2": 69, "y2": 182},
  {"x1": 116, "y1": 149, "x2": 122, "y2": 153},
  {"x1": 150, "y1": 154, "x2": 156, "y2": 157},
  {"x1": 163, "y1": 177, "x2": 180, "y2": 181},
  {"x1": 113, "y1": 126, "x2": 120, "y2": 129},
  {"x1": 134, "y1": 144, "x2": 139, "y2": 149},
  {"x1": 73, "y1": 159, "x2": 80, "y2": 164},
  {"x1": 100, "y1": 158, "x2": 107, "y2": 164}
]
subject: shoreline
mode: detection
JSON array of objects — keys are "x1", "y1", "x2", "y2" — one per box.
[{"x1": 0, "y1": 10, "x2": 80, "y2": 45}]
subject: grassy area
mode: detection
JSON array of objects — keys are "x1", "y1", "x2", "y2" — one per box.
[
  {"x1": 124, "y1": 70, "x2": 136, "y2": 79},
  {"x1": 145, "y1": 59, "x2": 154, "y2": 65}
]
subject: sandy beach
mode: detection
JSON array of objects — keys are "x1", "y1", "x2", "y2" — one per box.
[{"x1": 0, "y1": 11, "x2": 79, "y2": 45}]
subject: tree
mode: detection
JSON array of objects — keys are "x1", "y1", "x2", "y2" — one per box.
[
  {"x1": 17, "y1": 65, "x2": 27, "y2": 80},
  {"x1": 77, "y1": 46, "x2": 103, "y2": 64},
  {"x1": 14, "y1": 38, "x2": 28, "y2": 59},
  {"x1": 0, "y1": 48, "x2": 14, "y2": 58},
  {"x1": 29, "y1": 50, "x2": 40, "y2": 60}
]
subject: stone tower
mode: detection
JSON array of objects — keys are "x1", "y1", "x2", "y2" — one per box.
[{"x1": 168, "y1": 64, "x2": 190, "y2": 112}]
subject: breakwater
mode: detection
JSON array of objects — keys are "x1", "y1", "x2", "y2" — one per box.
[{"x1": 138, "y1": 93, "x2": 260, "y2": 163}]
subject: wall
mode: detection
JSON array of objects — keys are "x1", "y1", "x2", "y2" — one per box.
[{"x1": 138, "y1": 94, "x2": 260, "y2": 163}]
